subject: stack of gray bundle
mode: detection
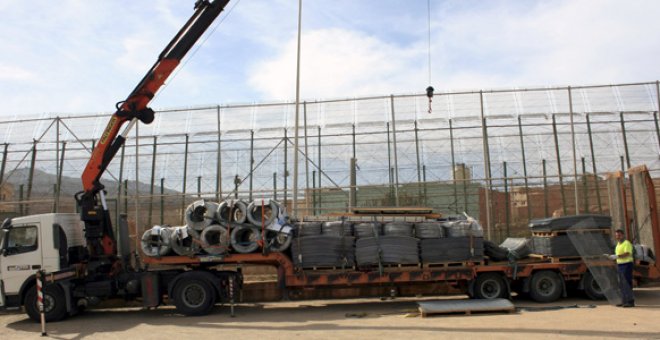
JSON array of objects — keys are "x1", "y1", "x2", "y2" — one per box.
[
  {"x1": 500, "y1": 237, "x2": 532, "y2": 260},
  {"x1": 383, "y1": 222, "x2": 414, "y2": 237},
  {"x1": 353, "y1": 222, "x2": 383, "y2": 238},
  {"x1": 417, "y1": 222, "x2": 446, "y2": 262},
  {"x1": 528, "y1": 214, "x2": 611, "y2": 232},
  {"x1": 355, "y1": 236, "x2": 419, "y2": 266},
  {"x1": 354, "y1": 221, "x2": 419, "y2": 267},
  {"x1": 291, "y1": 235, "x2": 356, "y2": 268},
  {"x1": 414, "y1": 222, "x2": 445, "y2": 238},
  {"x1": 531, "y1": 236, "x2": 577, "y2": 257},
  {"x1": 294, "y1": 222, "x2": 322, "y2": 236},
  {"x1": 442, "y1": 220, "x2": 484, "y2": 237},
  {"x1": 532, "y1": 233, "x2": 613, "y2": 257},
  {"x1": 530, "y1": 214, "x2": 613, "y2": 257},
  {"x1": 420, "y1": 237, "x2": 484, "y2": 262},
  {"x1": 322, "y1": 221, "x2": 354, "y2": 236}
]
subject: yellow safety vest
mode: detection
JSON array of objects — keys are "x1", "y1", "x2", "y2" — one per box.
[{"x1": 615, "y1": 240, "x2": 633, "y2": 264}]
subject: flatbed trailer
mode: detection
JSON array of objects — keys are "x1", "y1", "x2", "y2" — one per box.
[{"x1": 140, "y1": 248, "x2": 660, "y2": 304}]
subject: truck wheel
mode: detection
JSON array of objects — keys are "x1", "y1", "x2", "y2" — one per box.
[
  {"x1": 25, "y1": 284, "x2": 67, "y2": 322},
  {"x1": 583, "y1": 272, "x2": 607, "y2": 300},
  {"x1": 530, "y1": 271, "x2": 562, "y2": 303},
  {"x1": 172, "y1": 277, "x2": 217, "y2": 316},
  {"x1": 474, "y1": 273, "x2": 507, "y2": 299}
]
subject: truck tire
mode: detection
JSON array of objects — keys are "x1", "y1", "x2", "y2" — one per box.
[
  {"x1": 473, "y1": 273, "x2": 507, "y2": 299},
  {"x1": 25, "y1": 284, "x2": 67, "y2": 322},
  {"x1": 172, "y1": 276, "x2": 217, "y2": 316},
  {"x1": 583, "y1": 272, "x2": 607, "y2": 300},
  {"x1": 530, "y1": 271, "x2": 562, "y2": 302}
]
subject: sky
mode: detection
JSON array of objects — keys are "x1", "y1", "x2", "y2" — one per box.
[{"x1": 0, "y1": 0, "x2": 659, "y2": 119}]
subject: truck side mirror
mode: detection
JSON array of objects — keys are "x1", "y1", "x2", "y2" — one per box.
[{"x1": 0, "y1": 229, "x2": 9, "y2": 256}]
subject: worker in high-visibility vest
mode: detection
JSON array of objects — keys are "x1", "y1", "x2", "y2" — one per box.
[{"x1": 609, "y1": 229, "x2": 635, "y2": 307}]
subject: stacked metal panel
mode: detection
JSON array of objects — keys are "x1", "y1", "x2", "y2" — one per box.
[
  {"x1": 532, "y1": 233, "x2": 613, "y2": 257},
  {"x1": 420, "y1": 237, "x2": 484, "y2": 263},
  {"x1": 530, "y1": 215, "x2": 613, "y2": 257},
  {"x1": 353, "y1": 222, "x2": 383, "y2": 238},
  {"x1": 529, "y1": 214, "x2": 611, "y2": 231},
  {"x1": 321, "y1": 221, "x2": 354, "y2": 236},
  {"x1": 355, "y1": 236, "x2": 420, "y2": 266},
  {"x1": 291, "y1": 235, "x2": 356, "y2": 268}
]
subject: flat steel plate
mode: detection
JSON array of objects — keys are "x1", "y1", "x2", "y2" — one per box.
[{"x1": 417, "y1": 298, "x2": 515, "y2": 317}]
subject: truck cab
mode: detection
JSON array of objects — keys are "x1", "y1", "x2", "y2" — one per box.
[{"x1": 0, "y1": 214, "x2": 84, "y2": 310}]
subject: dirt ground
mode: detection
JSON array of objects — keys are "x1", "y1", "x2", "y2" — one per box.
[{"x1": 2, "y1": 286, "x2": 660, "y2": 340}]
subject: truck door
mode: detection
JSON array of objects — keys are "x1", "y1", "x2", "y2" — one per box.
[{"x1": 0, "y1": 222, "x2": 41, "y2": 296}]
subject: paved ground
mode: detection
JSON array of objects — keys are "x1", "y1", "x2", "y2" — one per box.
[{"x1": 2, "y1": 286, "x2": 660, "y2": 339}]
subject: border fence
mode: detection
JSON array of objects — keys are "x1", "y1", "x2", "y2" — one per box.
[{"x1": 1, "y1": 81, "x2": 659, "y2": 243}]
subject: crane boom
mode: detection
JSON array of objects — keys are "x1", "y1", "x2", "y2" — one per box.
[{"x1": 78, "y1": 0, "x2": 230, "y2": 261}]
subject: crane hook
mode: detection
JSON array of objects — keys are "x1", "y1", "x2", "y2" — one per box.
[{"x1": 426, "y1": 86, "x2": 434, "y2": 114}]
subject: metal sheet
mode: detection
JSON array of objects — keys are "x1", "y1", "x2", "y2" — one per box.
[{"x1": 418, "y1": 298, "x2": 514, "y2": 316}]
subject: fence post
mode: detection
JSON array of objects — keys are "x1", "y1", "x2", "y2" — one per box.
[
  {"x1": 518, "y1": 116, "x2": 532, "y2": 219},
  {"x1": 181, "y1": 134, "x2": 189, "y2": 222},
  {"x1": 317, "y1": 126, "x2": 322, "y2": 213},
  {"x1": 479, "y1": 91, "x2": 492, "y2": 239},
  {"x1": 249, "y1": 130, "x2": 254, "y2": 201},
  {"x1": 449, "y1": 119, "x2": 458, "y2": 214},
  {"x1": 283, "y1": 129, "x2": 288, "y2": 209},
  {"x1": 148, "y1": 136, "x2": 157, "y2": 227},
  {"x1": 55, "y1": 142, "x2": 66, "y2": 213},
  {"x1": 160, "y1": 178, "x2": 165, "y2": 225},
  {"x1": 586, "y1": 114, "x2": 603, "y2": 213},
  {"x1": 552, "y1": 114, "x2": 567, "y2": 215},
  {"x1": 26, "y1": 141, "x2": 37, "y2": 215},
  {"x1": 620, "y1": 112, "x2": 639, "y2": 240},
  {"x1": 390, "y1": 95, "x2": 400, "y2": 207},
  {"x1": 542, "y1": 159, "x2": 549, "y2": 217},
  {"x1": 0, "y1": 143, "x2": 7, "y2": 186},
  {"x1": 503, "y1": 161, "x2": 510, "y2": 238},
  {"x1": 217, "y1": 105, "x2": 222, "y2": 201}
]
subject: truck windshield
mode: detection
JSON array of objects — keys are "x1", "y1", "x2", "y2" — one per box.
[{"x1": 4, "y1": 226, "x2": 38, "y2": 255}]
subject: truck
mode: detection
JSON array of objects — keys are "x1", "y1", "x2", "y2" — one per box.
[{"x1": 1, "y1": 0, "x2": 660, "y2": 322}]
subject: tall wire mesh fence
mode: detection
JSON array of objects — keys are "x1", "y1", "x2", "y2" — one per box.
[{"x1": 1, "y1": 81, "x2": 659, "y2": 243}]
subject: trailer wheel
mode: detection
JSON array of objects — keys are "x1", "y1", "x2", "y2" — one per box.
[
  {"x1": 529, "y1": 271, "x2": 562, "y2": 303},
  {"x1": 172, "y1": 277, "x2": 217, "y2": 316},
  {"x1": 583, "y1": 272, "x2": 607, "y2": 300},
  {"x1": 25, "y1": 284, "x2": 67, "y2": 322},
  {"x1": 474, "y1": 273, "x2": 507, "y2": 299}
]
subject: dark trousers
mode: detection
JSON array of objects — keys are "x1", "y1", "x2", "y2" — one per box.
[{"x1": 617, "y1": 262, "x2": 634, "y2": 305}]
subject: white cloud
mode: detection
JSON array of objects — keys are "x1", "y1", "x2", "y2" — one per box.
[
  {"x1": 0, "y1": 0, "x2": 659, "y2": 118},
  {"x1": 248, "y1": 0, "x2": 660, "y2": 100},
  {"x1": 433, "y1": 0, "x2": 660, "y2": 88},
  {"x1": 249, "y1": 28, "x2": 426, "y2": 100},
  {"x1": 0, "y1": 65, "x2": 36, "y2": 81}
]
